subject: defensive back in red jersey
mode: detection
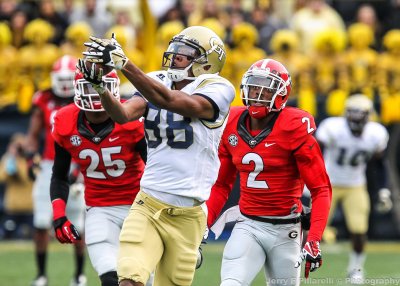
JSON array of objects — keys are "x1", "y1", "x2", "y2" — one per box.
[
  {"x1": 208, "y1": 106, "x2": 331, "y2": 241},
  {"x1": 32, "y1": 90, "x2": 72, "y2": 160},
  {"x1": 52, "y1": 104, "x2": 145, "y2": 207}
]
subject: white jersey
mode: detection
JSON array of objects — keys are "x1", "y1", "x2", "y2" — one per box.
[
  {"x1": 316, "y1": 117, "x2": 389, "y2": 187},
  {"x1": 137, "y1": 71, "x2": 235, "y2": 203}
]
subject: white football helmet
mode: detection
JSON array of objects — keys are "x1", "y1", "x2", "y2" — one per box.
[
  {"x1": 51, "y1": 55, "x2": 77, "y2": 98},
  {"x1": 74, "y1": 69, "x2": 120, "y2": 112},
  {"x1": 345, "y1": 94, "x2": 373, "y2": 133},
  {"x1": 162, "y1": 26, "x2": 226, "y2": 82}
]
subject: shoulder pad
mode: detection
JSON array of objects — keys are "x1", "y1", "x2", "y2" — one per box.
[
  {"x1": 276, "y1": 107, "x2": 316, "y2": 150},
  {"x1": 119, "y1": 118, "x2": 145, "y2": 132},
  {"x1": 194, "y1": 74, "x2": 235, "y2": 91},
  {"x1": 228, "y1": 106, "x2": 246, "y2": 120},
  {"x1": 52, "y1": 104, "x2": 79, "y2": 139},
  {"x1": 32, "y1": 90, "x2": 52, "y2": 106}
]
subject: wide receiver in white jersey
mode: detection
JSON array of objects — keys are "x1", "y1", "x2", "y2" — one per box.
[
  {"x1": 78, "y1": 26, "x2": 235, "y2": 286},
  {"x1": 315, "y1": 94, "x2": 390, "y2": 284}
]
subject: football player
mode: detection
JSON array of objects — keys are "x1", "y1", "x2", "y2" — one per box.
[
  {"x1": 25, "y1": 55, "x2": 87, "y2": 286},
  {"x1": 316, "y1": 94, "x2": 390, "y2": 284},
  {"x1": 50, "y1": 69, "x2": 148, "y2": 286},
  {"x1": 206, "y1": 59, "x2": 332, "y2": 286},
  {"x1": 78, "y1": 26, "x2": 235, "y2": 286}
]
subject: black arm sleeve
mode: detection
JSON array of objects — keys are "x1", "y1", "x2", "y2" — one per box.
[
  {"x1": 369, "y1": 154, "x2": 389, "y2": 190},
  {"x1": 135, "y1": 137, "x2": 147, "y2": 163},
  {"x1": 50, "y1": 142, "x2": 72, "y2": 202}
]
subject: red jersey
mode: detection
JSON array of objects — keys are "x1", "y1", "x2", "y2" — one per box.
[
  {"x1": 207, "y1": 106, "x2": 331, "y2": 241},
  {"x1": 52, "y1": 104, "x2": 145, "y2": 207},
  {"x1": 32, "y1": 90, "x2": 72, "y2": 160}
]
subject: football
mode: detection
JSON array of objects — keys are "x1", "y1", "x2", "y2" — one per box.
[
  {"x1": 84, "y1": 59, "x2": 113, "y2": 76},
  {"x1": 85, "y1": 43, "x2": 113, "y2": 75}
]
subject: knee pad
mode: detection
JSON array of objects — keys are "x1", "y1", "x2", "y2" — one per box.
[
  {"x1": 100, "y1": 271, "x2": 118, "y2": 286},
  {"x1": 221, "y1": 279, "x2": 246, "y2": 286}
]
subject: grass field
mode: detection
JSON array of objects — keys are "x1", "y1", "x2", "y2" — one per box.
[{"x1": 1, "y1": 240, "x2": 400, "y2": 286}]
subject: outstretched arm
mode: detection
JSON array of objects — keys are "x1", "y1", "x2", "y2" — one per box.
[{"x1": 83, "y1": 36, "x2": 216, "y2": 120}]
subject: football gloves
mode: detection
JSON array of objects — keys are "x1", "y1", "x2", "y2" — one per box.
[
  {"x1": 53, "y1": 216, "x2": 81, "y2": 244},
  {"x1": 83, "y1": 33, "x2": 128, "y2": 70},
  {"x1": 196, "y1": 227, "x2": 209, "y2": 269},
  {"x1": 295, "y1": 241, "x2": 322, "y2": 278},
  {"x1": 376, "y1": 188, "x2": 392, "y2": 214},
  {"x1": 77, "y1": 59, "x2": 106, "y2": 94}
]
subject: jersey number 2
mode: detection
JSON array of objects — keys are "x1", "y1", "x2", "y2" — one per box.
[{"x1": 242, "y1": 153, "x2": 269, "y2": 189}]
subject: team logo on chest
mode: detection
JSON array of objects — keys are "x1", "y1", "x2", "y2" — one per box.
[
  {"x1": 70, "y1": 135, "x2": 82, "y2": 146},
  {"x1": 228, "y1": 134, "x2": 238, "y2": 147}
]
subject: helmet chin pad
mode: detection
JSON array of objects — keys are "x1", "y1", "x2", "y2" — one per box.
[{"x1": 248, "y1": 105, "x2": 270, "y2": 119}]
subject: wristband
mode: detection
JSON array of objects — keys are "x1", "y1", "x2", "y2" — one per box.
[{"x1": 52, "y1": 199, "x2": 66, "y2": 220}]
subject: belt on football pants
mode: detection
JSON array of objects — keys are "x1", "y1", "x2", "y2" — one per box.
[{"x1": 241, "y1": 213, "x2": 301, "y2": 225}]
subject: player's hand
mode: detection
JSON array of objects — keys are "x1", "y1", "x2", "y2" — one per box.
[
  {"x1": 53, "y1": 216, "x2": 81, "y2": 244},
  {"x1": 376, "y1": 188, "x2": 392, "y2": 214},
  {"x1": 76, "y1": 59, "x2": 106, "y2": 94},
  {"x1": 196, "y1": 227, "x2": 209, "y2": 269},
  {"x1": 295, "y1": 241, "x2": 322, "y2": 278},
  {"x1": 83, "y1": 33, "x2": 128, "y2": 70}
]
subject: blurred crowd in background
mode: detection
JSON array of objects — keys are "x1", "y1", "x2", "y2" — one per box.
[{"x1": 0, "y1": 0, "x2": 400, "y2": 240}]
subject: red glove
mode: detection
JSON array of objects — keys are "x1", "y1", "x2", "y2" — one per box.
[
  {"x1": 52, "y1": 199, "x2": 81, "y2": 243},
  {"x1": 295, "y1": 241, "x2": 322, "y2": 278}
]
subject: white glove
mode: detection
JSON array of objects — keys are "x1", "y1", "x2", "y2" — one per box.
[
  {"x1": 376, "y1": 188, "x2": 392, "y2": 214},
  {"x1": 83, "y1": 33, "x2": 128, "y2": 70}
]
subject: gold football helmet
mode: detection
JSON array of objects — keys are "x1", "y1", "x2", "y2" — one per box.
[
  {"x1": 162, "y1": 26, "x2": 226, "y2": 81},
  {"x1": 345, "y1": 94, "x2": 373, "y2": 133}
]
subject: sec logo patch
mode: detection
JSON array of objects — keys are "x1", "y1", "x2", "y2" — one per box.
[
  {"x1": 228, "y1": 134, "x2": 238, "y2": 146},
  {"x1": 70, "y1": 135, "x2": 82, "y2": 146}
]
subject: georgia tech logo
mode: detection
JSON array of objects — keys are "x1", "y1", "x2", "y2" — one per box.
[
  {"x1": 288, "y1": 231, "x2": 298, "y2": 239},
  {"x1": 210, "y1": 37, "x2": 226, "y2": 61},
  {"x1": 70, "y1": 135, "x2": 82, "y2": 147},
  {"x1": 228, "y1": 134, "x2": 238, "y2": 147}
]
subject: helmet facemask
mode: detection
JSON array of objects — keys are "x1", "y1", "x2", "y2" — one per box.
[
  {"x1": 74, "y1": 73, "x2": 120, "y2": 112},
  {"x1": 241, "y1": 69, "x2": 290, "y2": 118},
  {"x1": 346, "y1": 108, "x2": 370, "y2": 134},
  {"x1": 163, "y1": 39, "x2": 206, "y2": 82}
]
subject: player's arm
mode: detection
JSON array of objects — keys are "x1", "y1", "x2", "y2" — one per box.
[
  {"x1": 369, "y1": 149, "x2": 392, "y2": 213},
  {"x1": 121, "y1": 61, "x2": 216, "y2": 120},
  {"x1": 82, "y1": 35, "x2": 217, "y2": 120},
  {"x1": 294, "y1": 135, "x2": 331, "y2": 278},
  {"x1": 25, "y1": 106, "x2": 43, "y2": 153},
  {"x1": 295, "y1": 135, "x2": 332, "y2": 242},
  {"x1": 206, "y1": 141, "x2": 237, "y2": 227},
  {"x1": 134, "y1": 136, "x2": 147, "y2": 163},
  {"x1": 50, "y1": 142, "x2": 81, "y2": 243}
]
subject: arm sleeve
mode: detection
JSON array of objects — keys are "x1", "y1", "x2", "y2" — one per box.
[
  {"x1": 206, "y1": 140, "x2": 237, "y2": 227},
  {"x1": 134, "y1": 136, "x2": 147, "y2": 163},
  {"x1": 50, "y1": 142, "x2": 72, "y2": 203},
  {"x1": 294, "y1": 135, "x2": 332, "y2": 242}
]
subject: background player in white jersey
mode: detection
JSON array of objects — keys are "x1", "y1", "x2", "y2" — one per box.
[
  {"x1": 50, "y1": 69, "x2": 150, "y2": 286},
  {"x1": 207, "y1": 59, "x2": 332, "y2": 286},
  {"x1": 78, "y1": 26, "x2": 235, "y2": 286},
  {"x1": 315, "y1": 94, "x2": 390, "y2": 284},
  {"x1": 25, "y1": 55, "x2": 86, "y2": 286}
]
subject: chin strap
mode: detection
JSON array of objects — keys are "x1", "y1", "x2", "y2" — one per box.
[{"x1": 248, "y1": 105, "x2": 269, "y2": 119}]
